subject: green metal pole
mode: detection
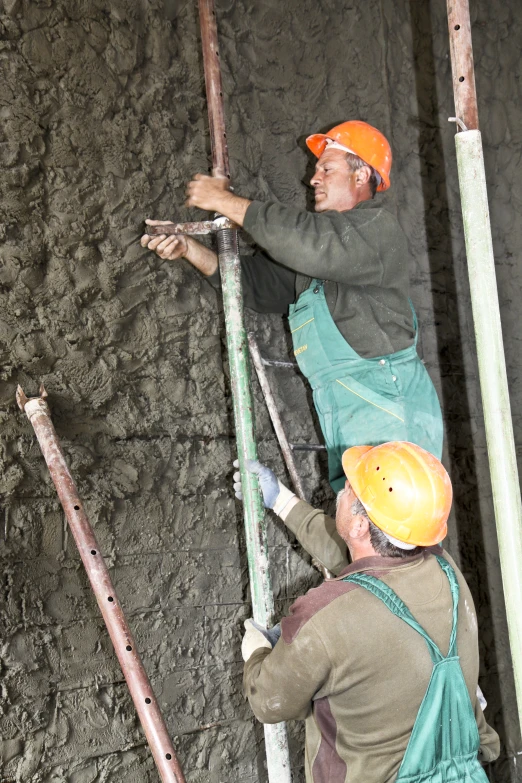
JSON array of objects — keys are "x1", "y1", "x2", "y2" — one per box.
[
  {"x1": 447, "y1": 0, "x2": 522, "y2": 728},
  {"x1": 454, "y1": 131, "x2": 522, "y2": 727},
  {"x1": 217, "y1": 228, "x2": 275, "y2": 625},
  {"x1": 198, "y1": 1, "x2": 292, "y2": 779}
]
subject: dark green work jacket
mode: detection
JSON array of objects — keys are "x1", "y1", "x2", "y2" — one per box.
[{"x1": 209, "y1": 198, "x2": 416, "y2": 359}]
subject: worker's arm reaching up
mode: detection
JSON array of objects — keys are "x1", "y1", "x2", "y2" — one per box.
[
  {"x1": 234, "y1": 460, "x2": 349, "y2": 576},
  {"x1": 145, "y1": 171, "x2": 406, "y2": 287},
  {"x1": 183, "y1": 173, "x2": 391, "y2": 286}
]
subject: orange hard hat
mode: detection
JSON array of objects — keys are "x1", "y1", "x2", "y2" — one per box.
[
  {"x1": 342, "y1": 442, "x2": 452, "y2": 547},
  {"x1": 306, "y1": 120, "x2": 392, "y2": 192}
]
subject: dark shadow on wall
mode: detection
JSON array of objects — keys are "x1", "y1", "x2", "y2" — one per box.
[{"x1": 408, "y1": 0, "x2": 507, "y2": 768}]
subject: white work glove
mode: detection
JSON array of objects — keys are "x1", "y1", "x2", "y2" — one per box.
[
  {"x1": 233, "y1": 459, "x2": 296, "y2": 515},
  {"x1": 241, "y1": 619, "x2": 281, "y2": 662}
]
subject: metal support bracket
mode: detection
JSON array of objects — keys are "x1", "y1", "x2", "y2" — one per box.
[{"x1": 147, "y1": 217, "x2": 236, "y2": 236}]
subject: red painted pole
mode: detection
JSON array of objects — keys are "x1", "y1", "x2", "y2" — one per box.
[{"x1": 17, "y1": 386, "x2": 187, "y2": 783}]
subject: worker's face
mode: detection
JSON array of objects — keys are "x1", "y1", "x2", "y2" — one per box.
[
  {"x1": 335, "y1": 479, "x2": 368, "y2": 559},
  {"x1": 310, "y1": 148, "x2": 362, "y2": 213},
  {"x1": 335, "y1": 479, "x2": 359, "y2": 537}
]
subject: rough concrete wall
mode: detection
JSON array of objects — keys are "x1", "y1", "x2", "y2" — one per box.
[{"x1": 0, "y1": 0, "x2": 521, "y2": 782}]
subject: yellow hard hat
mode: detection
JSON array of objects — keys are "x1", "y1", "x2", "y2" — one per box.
[{"x1": 342, "y1": 442, "x2": 452, "y2": 547}]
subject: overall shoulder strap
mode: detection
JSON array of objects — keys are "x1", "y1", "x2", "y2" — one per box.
[{"x1": 434, "y1": 555, "x2": 460, "y2": 657}]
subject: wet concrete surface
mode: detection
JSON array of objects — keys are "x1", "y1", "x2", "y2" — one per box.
[{"x1": 0, "y1": 0, "x2": 521, "y2": 780}]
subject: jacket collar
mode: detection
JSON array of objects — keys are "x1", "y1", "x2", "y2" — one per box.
[{"x1": 334, "y1": 545, "x2": 443, "y2": 581}]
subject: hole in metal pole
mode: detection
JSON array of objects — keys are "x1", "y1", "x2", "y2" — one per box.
[
  {"x1": 108, "y1": 596, "x2": 114, "y2": 602},
  {"x1": 454, "y1": 24, "x2": 460, "y2": 30},
  {"x1": 459, "y1": 76, "x2": 465, "y2": 82},
  {"x1": 74, "y1": 505, "x2": 80, "y2": 510},
  {"x1": 166, "y1": 754, "x2": 172, "y2": 760},
  {"x1": 126, "y1": 645, "x2": 132, "y2": 651},
  {"x1": 145, "y1": 697, "x2": 152, "y2": 704},
  {"x1": 91, "y1": 550, "x2": 97, "y2": 555}
]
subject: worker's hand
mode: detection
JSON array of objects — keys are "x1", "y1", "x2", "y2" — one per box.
[
  {"x1": 141, "y1": 220, "x2": 189, "y2": 260},
  {"x1": 185, "y1": 173, "x2": 230, "y2": 212},
  {"x1": 233, "y1": 459, "x2": 280, "y2": 509},
  {"x1": 241, "y1": 619, "x2": 279, "y2": 662}
]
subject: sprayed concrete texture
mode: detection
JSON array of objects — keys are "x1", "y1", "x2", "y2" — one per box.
[{"x1": 0, "y1": 0, "x2": 521, "y2": 781}]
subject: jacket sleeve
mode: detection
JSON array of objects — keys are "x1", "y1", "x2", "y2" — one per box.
[
  {"x1": 474, "y1": 697, "x2": 500, "y2": 762},
  {"x1": 244, "y1": 200, "x2": 389, "y2": 285},
  {"x1": 243, "y1": 617, "x2": 331, "y2": 723},
  {"x1": 284, "y1": 499, "x2": 349, "y2": 576},
  {"x1": 206, "y1": 250, "x2": 296, "y2": 314}
]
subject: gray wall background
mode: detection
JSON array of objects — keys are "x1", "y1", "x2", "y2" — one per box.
[{"x1": 0, "y1": 0, "x2": 521, "y2": 780}]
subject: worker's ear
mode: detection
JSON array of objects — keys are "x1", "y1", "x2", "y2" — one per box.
[
  {"x1": 350, "y1": 512, "x2": 370, "y2": 540},
  {"x1": 354, "y1": 165, "x2": 372, "y2": 188}
]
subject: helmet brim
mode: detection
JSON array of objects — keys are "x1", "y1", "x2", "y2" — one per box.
[
  {"x1": 342, "y1": 445, "x2": 373, "y2": 495},
  {"x1": 306, "y1": 133, "x2": 329, "y2": 158}
]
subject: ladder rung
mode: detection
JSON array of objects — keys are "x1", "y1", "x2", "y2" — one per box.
[
  {"x1": 290, "y1": 443, "x2": 327, "y2": 451},
  {"x1": 261, "y1": 358, "x2": 298, "y2": 369}
]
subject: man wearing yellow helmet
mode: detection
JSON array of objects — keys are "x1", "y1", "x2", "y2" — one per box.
[
  {"x1": 142, "y1": 121, "x2": 443, "y2": 491},
  {"x1": 236, "y1": 444, "x2": 499, "y2": 782}
]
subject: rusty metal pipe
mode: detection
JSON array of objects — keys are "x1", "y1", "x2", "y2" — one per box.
[
  {"x1": 16, "y1": 386, "x2": 186, "y2": 783},
  {"x1": 248, "y1": 333, "x2": 306, "y2": 501},
  {"x1": 447, "y1": 0, "x2": 479, "y2": 131},
  {"x1": 198, "y1": 0, "x2": 230, "y2": 179}
]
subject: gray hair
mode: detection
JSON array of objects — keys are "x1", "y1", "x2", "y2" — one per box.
[
  {"x1": 349, "y1": 496, "x2": 423, "y2": 559},
  {"x1": 345, "y1": 152, "x2": 379, "y2": 198}
]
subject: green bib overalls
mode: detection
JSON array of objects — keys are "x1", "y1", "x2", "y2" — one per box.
[
  {"x1": 288, "y1": 279, "x2": 443, "y2": 492},
  {"x1": 343, "y1": 556, "x2": 488, "y2": 783}
]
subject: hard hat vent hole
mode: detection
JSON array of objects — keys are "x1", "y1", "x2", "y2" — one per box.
[
  {"x1": 376, "y1": 466, "x2": 380, "y2": 471},
  {"x1": 389, "y1": 487, "x2": 393, "y2": 492}
]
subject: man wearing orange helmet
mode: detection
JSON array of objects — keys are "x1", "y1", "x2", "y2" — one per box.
[
  {"x1": 237, "y1": 444, "x2": 499, "y2": 782},
  {"x1": 142, "y1": 121, "x2": 443, "y2": 491}
]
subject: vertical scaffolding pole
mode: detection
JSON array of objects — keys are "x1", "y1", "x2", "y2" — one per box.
[
  {"x1": 446, "y1": 0, "x2": 522, "y2": 727},
  {"x1": 198, "y1": 1, "x2": 292, "y2": 779}
]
